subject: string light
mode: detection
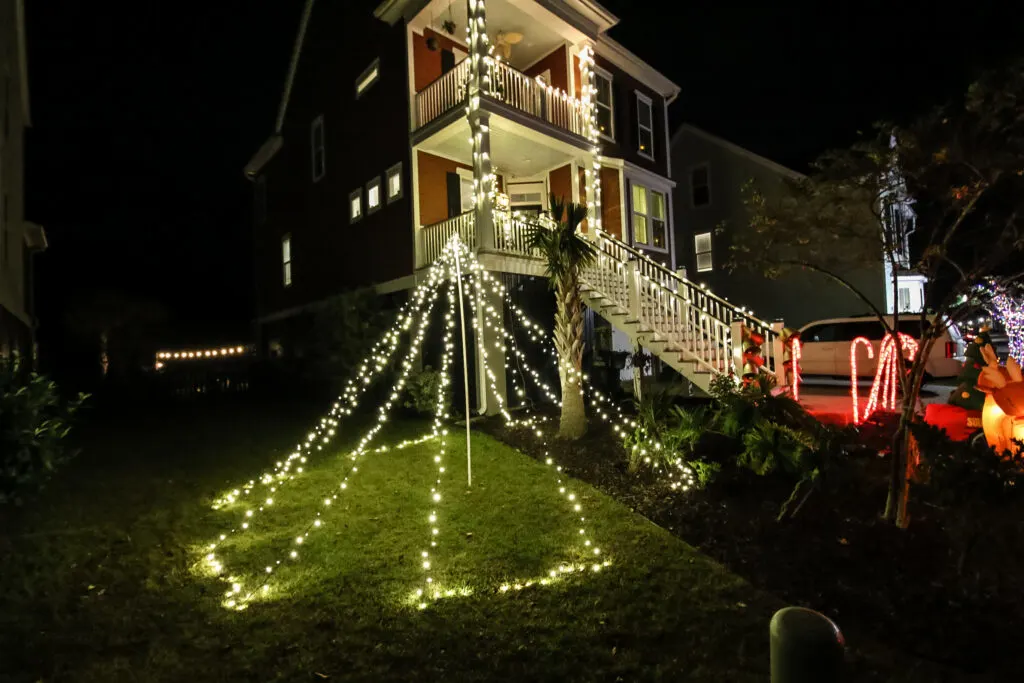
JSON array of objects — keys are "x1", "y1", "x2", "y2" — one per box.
[
  {"x1": 857, "y1": 333, "x2": 918, "y2": 424},
  {"x1": 850, "y1": 336, "x2": 874, "y2": 424}
]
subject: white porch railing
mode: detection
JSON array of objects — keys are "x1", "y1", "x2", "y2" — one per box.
[
  {"x1": 413, "y1": 59, "x2": 586, "y2": 138},
  {"x1": 581, "y1": 231, "x2": 782, "y2": 378},
  {"x1": 492, "y1": 212, "x2": 541, "y2": 258},
  {"x1": 418, "y1": 211, "x2": 476, "y2": 267},
  {"x1": 415, "y1": 211, "x2": 781, "y2": 382},
  {"x1": 491, "y1": 61, "x2": 587, "y2": 137},
  {"x1": 415, "y1": 60, "x2": 471, "y2": 129}
]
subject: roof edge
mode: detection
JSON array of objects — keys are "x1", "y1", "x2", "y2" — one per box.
[
  {"x1": 595, "y1": 35, "x2": 680, "y2": 101},
  {"x1": 671, "y1": 124, "x2": 805, "y2": 181}
]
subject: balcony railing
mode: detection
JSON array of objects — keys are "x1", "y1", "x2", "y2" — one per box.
[
  {"x1": 490, "y1": 61, "x2": 587, "y2": 138},
  {"x1": 419, "y1": 211, "x2": 477, "y2": 266},
  {"x1": 414, "y1": 59, "x2": 587, "y2": 138},
  {"x1": 418, "y1": 210, "x2": 548, "y2": 267},
  {"x1": 415, "y1": 60, "x2": 471, "y2": 131}
]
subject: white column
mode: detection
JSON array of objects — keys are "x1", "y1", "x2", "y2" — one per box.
[
  {"x1": 577, "y1": 43, "x2": 603, "y2": 233},
  {"x1": 467, "y1": 0, "x2": 495, "y2": 251}
]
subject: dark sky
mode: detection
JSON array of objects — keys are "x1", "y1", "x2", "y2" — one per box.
[{"x1": 23, "y1": 0, "x2": 1023, "y2": 347}]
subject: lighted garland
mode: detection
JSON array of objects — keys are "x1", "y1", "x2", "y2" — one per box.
[
  {"x1": 210, "y1": 257, "x2": 449, "y2": 510},
  {"x1": 204, "y1": 249, "x2": 454, "y2": 608}
]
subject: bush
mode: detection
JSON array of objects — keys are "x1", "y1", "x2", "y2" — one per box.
[
  {"x1": 622, "y1": 371, "x2": 851, "y2": 517},
  {"x1": 1, "y1": 356, "x2": 88, "y2": 505},
  {"x1": 403, "y1": 366, "x2": 448, "y2": 417},
  {"x1": 910, "y1": 421, "x2": 1024, "y2": 574}
]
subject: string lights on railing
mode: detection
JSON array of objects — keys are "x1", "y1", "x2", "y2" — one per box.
[{"x1": 157, "y1": 345, "x2": 248, "y2": 362}]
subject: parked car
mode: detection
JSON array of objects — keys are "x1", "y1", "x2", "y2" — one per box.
[{"x1": 798, "y1": 315, "x2": 965, "y2": 378}]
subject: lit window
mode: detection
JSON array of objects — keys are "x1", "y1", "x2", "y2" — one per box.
[
  {"x1": 386, "y1": 162, "x2": 403, "y2": 203},
  {"x1": 311, "y1": 115, "x2": 326, "y2": 182},
  {"x1": 367, "y1": 177, "x2": 381, "y2": 214},
  {"x1": 254, "y1": 175, "x2": 267, "y2": 226},
  {"x1": 355, "y1": 59, "x2": 380, "y2": 99},
  {"x1": 691, "y1": 164, "x2": 710, "y2": 207},
  {"x1": 695, "y1": 232, "x2": 713, "y2": 272},
  {"x1": 630, "y1": 183, "x2": 668, "y2": 249},
  {"x1": 631, "y1": 183, "x2": 648, "y2": 244},
  {"x1": 593, "y1": 68, "x2": 613, "y2": 140},
  {"x1": 349, "y1": 189, "x2": 362, "y2": 223},
  {"x1": 636, "y1": 92, "x2": 654, "y2": 159},
  {"x1": 281, "y1": 235, "x2": 292, "y2": 286}
]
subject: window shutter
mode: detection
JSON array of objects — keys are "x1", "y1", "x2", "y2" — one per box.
[{"x1": 446, "y1": 172, "x2": 462, "y2": 218}]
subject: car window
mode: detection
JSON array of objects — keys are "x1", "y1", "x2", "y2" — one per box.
[
  {"x1": 898, "y1": 318, "x2": 932, "y2": 337},
  {"x1": 803, "y1": 324, "x2": 838, "y2": 342}
]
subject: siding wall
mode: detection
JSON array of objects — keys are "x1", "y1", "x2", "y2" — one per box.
[
  {"x1": 255, "y1": 3, "x2": 412, "y2": 323},
  {"x1": 412, "y1": 28, "x2": 466, "y2": 92},
  {"x1": 670, "y1": 129, "x2": 886, "y2": 327},
  {"x1": 524, "y1": 44, "x2": 568, "y2": 92},
  {"x1": 417, "y1": 150, "x2": 471, "y2": 226}
]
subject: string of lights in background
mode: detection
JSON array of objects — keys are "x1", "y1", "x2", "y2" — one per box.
[{"x1": 985, "y1": 283, "x2": 1024, "y2": 361}]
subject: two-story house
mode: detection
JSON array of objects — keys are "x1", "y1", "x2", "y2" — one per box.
[
  {"x1": 669, "y1": 124, "x2": 927, "y2": 329},
  {"x1": 0, "y1": 0, "x2": 47, "y2": 360},
  {"x1": 244, "y1": 0, "x2": 680, "y2": 402}
]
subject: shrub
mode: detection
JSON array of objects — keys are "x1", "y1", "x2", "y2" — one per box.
[
  {"x1": 910, "y1": 420, "x2": 1024, "y2": 575},
  {"x1": 403, "y1": 366, "x2": 448, "y2": 417},
  {"x1": 1, "y1": 356, "x2": 88, "y2": 505}
]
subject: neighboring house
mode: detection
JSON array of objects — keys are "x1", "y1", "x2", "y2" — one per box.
[
  {"x1": 0, "y1": 0, "x2": 46, "y2": 360},
  {"x1": 669, "y1": 124, "x2": 926, "y2": 329},
  {"x1": 244, "y1": 0, "x2": 680, "y2": 400}
]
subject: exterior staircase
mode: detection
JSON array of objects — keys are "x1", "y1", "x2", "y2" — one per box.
[
  {"x1": 417, "y1": 211, "x2": 784, "y2": 394},
  {"x1": 579, "y1": 230, "x2": 783, "y2": 393}
]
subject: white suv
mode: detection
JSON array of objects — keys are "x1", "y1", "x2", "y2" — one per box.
[{"x1": 798, "y1": 315, "x2": 965, "y2": 378}]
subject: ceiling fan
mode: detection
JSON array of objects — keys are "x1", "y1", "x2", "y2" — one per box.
[{"x1": 495, "y1": 31, "x2": 523, "y2": 59}]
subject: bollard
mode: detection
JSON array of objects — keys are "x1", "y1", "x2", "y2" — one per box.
[{"x1": 770, "y1": 607, "x2": 844, "y2": 683}]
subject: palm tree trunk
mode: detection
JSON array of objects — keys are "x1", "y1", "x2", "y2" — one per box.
[{"x1": 555, "y1": 273, "x2": 587, "y2": 439}]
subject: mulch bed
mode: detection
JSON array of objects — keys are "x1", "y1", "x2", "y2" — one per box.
[{"x1": 480, "y1": 409, "x2": 1024, "y2": 679}]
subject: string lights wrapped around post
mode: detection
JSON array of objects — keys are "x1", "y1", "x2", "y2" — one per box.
[{"x1": 577, "y1": 44, "x2": 603, "y2": 234}]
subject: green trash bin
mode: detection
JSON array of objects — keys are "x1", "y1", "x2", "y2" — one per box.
[{"x1": 770, "y1": 607, "x2": 844, "y2": 683}]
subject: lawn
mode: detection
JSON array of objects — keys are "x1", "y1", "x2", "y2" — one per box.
[{"x1": 1, "y1": 398, "x2": 781, "y2": 682}]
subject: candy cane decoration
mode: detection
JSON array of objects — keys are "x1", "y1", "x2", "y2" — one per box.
[
  {"x1": 850, "y1": 336, "x2": 874, "y2": 424},
  {"x1": 790, "y1": 338, "x2": 802, "y2": 401},
  {"x1": 862, "y1": 333, "x2": 918, "y2": 423}
]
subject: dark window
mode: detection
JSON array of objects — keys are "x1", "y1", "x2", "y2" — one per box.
[
  {"x1": 593, "y1": 70, "x2": 613, "y2": 139},
  {"x1": 691, "y1": 165, "x2": 710, "y2": 207},
  {"x1": 636, "y1": 93, "x2": 654, "y2": 158},
  {"x1": 803, "y1": 324, "x2": 838, "y2": 343}
]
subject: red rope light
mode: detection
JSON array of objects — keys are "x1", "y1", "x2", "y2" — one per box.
[
  {"x1": 850, "y1": 336, "x2": 874, "y2": 424},
  {"x1": 790, "y1": 338, "x2": 802, "y2": 401},
  {"x1": 859, "y1": 333, "x2": 918, "y2": 424}
]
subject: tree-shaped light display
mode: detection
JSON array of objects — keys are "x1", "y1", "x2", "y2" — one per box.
[{"x1": 199, "y1": 237, "x2": 613, "y2": 611}]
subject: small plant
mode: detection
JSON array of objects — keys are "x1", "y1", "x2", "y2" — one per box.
[
  {"x1": 1, "y1": 355, "x2": 88, "y2": 505},
  {"x1": 403, "y1": 366, "x2": 448, "y2": 417}
]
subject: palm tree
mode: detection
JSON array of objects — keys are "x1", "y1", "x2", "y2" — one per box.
[{"x1": 526, "y1": 195, "x2": 597, "y2": 439}]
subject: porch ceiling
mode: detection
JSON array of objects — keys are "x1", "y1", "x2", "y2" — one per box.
[
  {"x1": 408, "y1": 0, "x2": 583, "y2": 70},
  {"x1": 417, "y1": 114, "x2": 581, "y2": 179}
]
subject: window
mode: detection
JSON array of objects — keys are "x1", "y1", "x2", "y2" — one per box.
[
  {"x1": 802, "y1": 324, "x2": 838, "y2": 343},
  {"x1": 592, "y1": 67, "x2": 614, "y2": 140},
  {"x1": 635, "y1": 92, "x2": 654, "y2": 159},
  {"x1": 694, "y1": 232, "x2": 713, "y2": 272},
  {"x1": 254, "y1": 175, "x2": 267, "y2": 226},
  {"x1": 630, "y1": 183, "x2": 668, "y2": 249},
  {"x1": 311, "y1": 115, "x2": 325, "y2": 182},
  {"x1": 631, "y1": 183, "x2": 648, "y2": 244},
  {"x1": 691, "y1": 164, "x2": 710, "y2": 207},
  {"x1": 349, "y1": 189, "x2": 363, "y2": 223},
  {"x1": 281, "y1": 235, "x2": 292, "y2": 287},
  {"x1": 366, "y1": 176, "x2": 382, "y2": 214},
  {"x1": 355, "y1": 59, "x2": 380, "y2": 98},
  {"x1": 459, "y1": 172, "x2": 475, "y2": 213},
  {"x1": 386, "y1": 162, "x2": 403, "y2": 203},
  {"x1": 898, "y1": 287, "x2": 911, "y2": 313}
]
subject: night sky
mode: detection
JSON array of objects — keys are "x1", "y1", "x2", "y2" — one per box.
[{"x1": 22, "y1": 0, "x2": 1023, "y2": 353}]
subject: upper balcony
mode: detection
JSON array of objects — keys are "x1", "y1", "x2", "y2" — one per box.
[{"x1": 407, "y1": 0, "x2": 597, "y2": 147}]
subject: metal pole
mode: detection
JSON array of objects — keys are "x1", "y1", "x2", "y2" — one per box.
[{"x1": 453, "y1": 244, "x2": 473, "y2": 487}]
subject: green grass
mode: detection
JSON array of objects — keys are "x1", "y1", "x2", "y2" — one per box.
[{"x1": 0, "y1": 401, "x2": 779, "y2": 682}]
